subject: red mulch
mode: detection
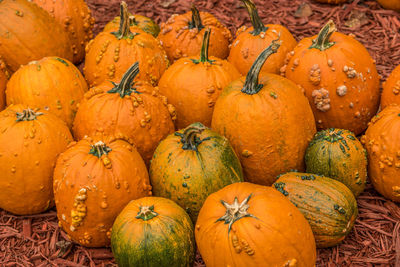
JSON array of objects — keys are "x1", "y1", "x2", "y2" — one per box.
[{"x1": 1, "y1": 0, "x2": 400, "y2": 266}]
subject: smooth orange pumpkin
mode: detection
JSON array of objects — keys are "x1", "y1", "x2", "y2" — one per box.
[
  {"x1": 381, "y1": 64, "x2": 400, "y2": 109},
  {"x1": 0, "y1": 57, "x2": 10, "y2": 111},
  {"x1": 376, "y1": 0, "x2": 400, "y2": 11}
]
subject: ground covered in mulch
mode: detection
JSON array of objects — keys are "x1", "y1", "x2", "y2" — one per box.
[{"x1": 1, "y1": 0, "x2": 400, "y2": 266}]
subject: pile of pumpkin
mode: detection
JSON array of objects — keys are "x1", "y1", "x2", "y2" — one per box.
[{"x1": 0, "y1": 0, "x2": 399, "y2": 266}]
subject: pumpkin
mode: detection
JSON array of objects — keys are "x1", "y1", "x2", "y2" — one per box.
[
  {"x1": 54, "y1": 135, "x2": 151, "y2": 247},
  {"x1": 195, "y1": 182, "x2": 316, "y2": 267},
  {"x1": 6, "y1": 57, "x2": 88, "y2": 128},
  {"x1": 376, "y1": 0, "x2": 400, "y2": 11},
  {"x1": 0, "y1": 105, "x2": 72, "y2": 215},
  {"x1": 228, "y1": 0, "x2": 297, "y2": 76},
  {"x1": 305, "y1": 128, "x2": 367, "y2": 197},
  {"x1": 314, "y1": 0, "x2": 348, "y2": 3},
  {"x1": 0, "y1": 57, "x2": 10, "y2": 111},
  {"x1": 361, "y1": 105, "x2": 400, "y2": 202},
  {"x1": 158, "y1": 29, "x2": 240, "y2": 128},
  {"x1": 84, "y1": 1, "x2": 168, "y2": 87},
  {"x1": 158, "y1": 5, "x2": 232, "y2": 63},
  {"x1": 284, "y1": 20, "x2": 380, "y2": 135},
  {"x1": 32, "y1": 0, "x2": 95, "y2": 64},
  {"x1": 111, "y1": 197, "x2": 195, "y2": 267},
  {"x1": 211, "y1": 40, "x2": 316, "y2": 186},
  {"x1": 273, "y1": 172, "x2": 358, "y2": 248},
  {"x1": 0, "y1": 0, "x2": 73, "y2": 72},
  {"x1": 381, "y1": 64, "x2": 400, "y2": 109},
  {"x1": 73, "y1": 62, "x2": 176, "y2": 165},
  {"x1": 150, "y1": 122, "x2": 243, "y2": 222}
]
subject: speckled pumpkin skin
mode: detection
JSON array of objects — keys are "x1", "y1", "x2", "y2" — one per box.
[
  {"x1": 377, "y1": 0, "x2": 400, "y2": 11},
  {"x1": 305, "y1": 128, "x2": 367, "y2": 197},
  {"x1": 111, "y1": 197, "x2": 195, "y2": 267},
  {"x1": 6, "y1": 57, "x2": 88, "y2": 128},
  {"x1": 274, "y1": 172, "x2": 358, "y2": 248},
  {"x1": 381, "y1": 64, "x2": 400, "y2": 109},
  {"x1": 195, "y1": 182, "x2": 316, "y2": 267},
  {"x1": 103, "y1": 14, "x2": 160, "y2": 38},
  {"x1": 54, "y1": 136, "x2": 151, "y2": 247},
  {"x1": 0, "y1": 57, "x2": 10, "y2": 111},
  {"x1": 0, "y1": 105, "x2": 72, "y2": 215},
  {"x1": 361, "y1": 105, "x2": 400, "y2": 202}
]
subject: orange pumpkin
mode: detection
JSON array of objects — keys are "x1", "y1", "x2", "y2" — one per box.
[
  {"x1": 376, "y1": 0, "x2": 400, "y2": 11},
  {"x1": 0, "y1": 105, "x2": 72, "y2": 215},
  {"x1": 361, "y1": 105, "x2": 400, "y2": 202},
  {"x1": 158, "y1": 29, "x2": 240, "y2": 128},
  {"x1": 195, "y1": 182, "x2": 316, "y2": 267},
  {"x1": 0, "y1": 57, "x2": 10, "y2": 111},
  {"x1": 73, "y1": 62, "x2": 176, "y2": 165},
  {"x1": 84, "y1": 2, "x2": 168, "y2": 87},
  {"x1": 54, "y1": 135, "x2": 151, "y2": 247},
  {"x1": 212, "y1": 40, "x2": 316, "y2": 185},
  {"x1": 284, "y1": 21, "x2": 380, "y2": 135},
  {"x1": 0, "y1": 0, "x2": 73, "y2": 72},
  {"x1": 32, "y1": 0, "x2": 95, "y2": 64},
  {"x1": 228, "y1": 0, "x2": 297, "y2": 76},
  {"x1": 158, "y1": 5, "x2": 232, "y2": 63},
  {"x1": 6, "y1": 57, "x2": 88, "y2": 128},
  {"x1": 381, "y1": 64, "x2": 400, "y2": 109}
]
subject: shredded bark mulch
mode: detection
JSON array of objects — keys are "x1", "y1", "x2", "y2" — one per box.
[{"x1": 1, "y1": 0, "x2": 400, "y2": 266}]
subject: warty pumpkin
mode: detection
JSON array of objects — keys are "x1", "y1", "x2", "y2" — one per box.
[
  {"x1": 6, "y1": 57, "x2": 88, "y2": 128},
  {"x1": 73, "y1": 62, "x2": 176, "y2": 165},
  {"x1": 284, "y1": 20, "x2": 380, "y2": 135},
  {"x1": 0, "y1": 0, "x2": 73, "y2": 72},
  {"x1": 305, "y1": 128, "x2": 367, "y2": 197},
  {"x1": 0, "y1": 56, "x2": 10, "y2": 111},
  {"x1": 361, "y1": 105, "x2": 400, "y2": 202},
  {"x1": 273, "y1": 172, "x2": 358, "y2": 248},
  {"x1": 54, "y1": 135, "x2": 151, "y2": 247},
  {"x1": 211, "y1": 39, "x2": 316, "y2": 186},
  {"x1": 195, "y1": 182, "x2": 316, "y2": 267},
  {"x1": 0, "y1": 105, "x2": 72, "y2": 215},
  {"x1": 150, "y1": 122, "x2": 243, "y2": 222},
  {"x1": 376, "y1": 0, "x2": 400, "y2": 11},
  {"x1": 228, "y1": 0, "x2": 297, "y2": 76},
  {"x1": 158, "y1": 5, "x2": 232, "y2": 62},
  {"x1": 381, "y1": 64, "x2": 400, "y2": 109},
  {"x1": 32, "y1": 0, "x2": 95, "y2": 64},
  {"x1": 111, "y1": 197, "x2": 195, "y2": 267},
  {"x1": 84, "y1": 1, "x2": 168, "y2": 87},
  {"x1": 158, "y1": 29, "x2": 240, "y2": 128}
]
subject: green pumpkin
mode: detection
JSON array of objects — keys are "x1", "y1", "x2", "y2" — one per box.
[
  {"x1": 273, "y1": 172, "x2": 358, "y2": 248},
  {"x1": 305, "y1": 128, "x2": 367, "y2": 197},
  {"x1": 149, "y1": 122, "x2": 244, "y2": 222}
]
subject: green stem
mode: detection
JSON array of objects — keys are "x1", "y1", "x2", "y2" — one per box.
[
  {"x1": 107, "y1": 62, "x2": 140, "y2": 97},
  {"x1": 136, "y1": 205, "x2": 158, "y2": 221},
  {"x1": 89, "y1": 141, "x2": 112, "y2": 158},
  {"x1": 111, "y1": 1, "x2": 138, "y2": 40},
  {"x1": 16, "y1": 108, "x2": 43, "y2": 122},
  {"x1": 241, "y1": 0, "x2": 268, "y2": 35},
  {"x1": 191, "y1": 28, "x2": 215, "y2": 64},
  {"x1": 309, "y1": 20, "x2": 336, "y2": 51},
  {"x1": 241, "y1": 38, "x2": 281, "y2": 95},
  {"x1": 188, "y1": 5, "x2": 204, "y2": 31},
  {"x1": 174, "y1": 123, "x2": 208, "y2": 151}
]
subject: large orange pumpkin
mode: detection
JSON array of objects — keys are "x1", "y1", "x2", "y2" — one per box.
[
  {"x1": 284, "y1": 20, "x2": 380, "y2": 135},
  {"x1": 212, "y1": 40, "x2": 316, "y2": 185},
  {"x1": 376, "y1": 0, "x2": 400, "y2": 11},
  {"x1": 84, "y1": 1, "x2": 168, "y2": 87},
  {"x1": 0, "y1": 0, "x2": 73, "y2": 72},
  {"x1": 6, "y1": 57, "x2": 88, "y2": 128},
  {"x1": 158, "y1": 29, "x2": 240, "y2": 128},
  {"x1": 381, "y1": 64, "x2": 400, "y2": 109},
  {"x1": 0, "y1": 57, "x2": 10, "y2": 111},
  {"x1": 158, "y1": 5, "x2": 232, "y2": 63},
  {"x1": 195, "y1": 182, "x2": 316, "y2": 267},
  {"x1": 32, "y1": 0, "x2": 95, "y2": 64},
  {"x1": 228, "y1": 0, "x2": 297, "y2": 76},
  {"x1": 54, "y1": 135, "x2": 151, "y2": 247},
  {"x1": 0, "y1": 105, "x2": 72, "y2": 215}
]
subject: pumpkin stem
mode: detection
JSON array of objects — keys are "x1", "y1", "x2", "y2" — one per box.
[
  {"x1": 191, "y1": 28, "x2": 215, "y2": 64},
  {"x1": 107, "y1": 62, "x2": 141, "y2": 98},
  {"x1": 174, "y1": 123, "x2": 211, "y2": 151},
  {"x1": 111, "y1": 1, "x2": 139, "y2": 40},
  {"x1": 16, "y1": 108, "x2": 43, "y2": 122},
  {"x1": 309, "y1": 20, "x2": 336, "y2": 51},
  {"x1": 241, "y1": 0, "x2": 268, "y2": 36},
  {"x1": 241, "y1": 38, "x2": 281, "y2": 95},
  {"x1": 188, "y1": 5, "x2": 204, "y2": 31},
  {"x1": 89, "y1": 141, "x2": 112, "y2": 158},
  {"x1": 136, "y1": 205, "x2": 158, "y2": 221}
]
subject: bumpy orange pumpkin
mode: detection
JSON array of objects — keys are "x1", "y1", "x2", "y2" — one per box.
[
  {"x1": 228, "y1": 0, "x2": 297, "y2": 76},
  {"x1": 377, "y1": 0, "x2": 400, "y2": 11},
  {"x1": 158, "y1": 29, "x2": 240, "y2": 128},
  {"x1": 0, "y1": 57, "x2": 10, "y2": 111},
  {"x1": 381, "y1": 64, "x2": 400, "y2": 109},
  {"x1": 212, "y1": 40, "x2": 316, "y2": 185},
  {"x1": 32, "y1": 0, "x2": 95, "y2": 63},
  {"x1": 196, "y1": 182, "x2": 316, "y2": 267},
  {"x1": 284, "y1": 21, "x2": 380, "y2": 135},
  {"x1": 361, "y1": 105, "x2": 400, "y2": 202},
  {"x1": 0, "y1": 0, "x2": 73, "y2": 72},
  {"x1": 54, "y1": 136, "x2": 151, "y2": 247},
  {"x1": 158, "y1": 5, "x2": 232, "y2": 62},
  {"x1": 6, "y1": 57, "x2": 88, "y2": 128},
  {"x1": 84, "y1": 2, "x2": 168, "y2": 87},
  {"x1": 73, "y1": 62, "x2": 176, "y2": 165},
  {"x1": 0, "y1": 105, "x2": 72, "y2": 215}
]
